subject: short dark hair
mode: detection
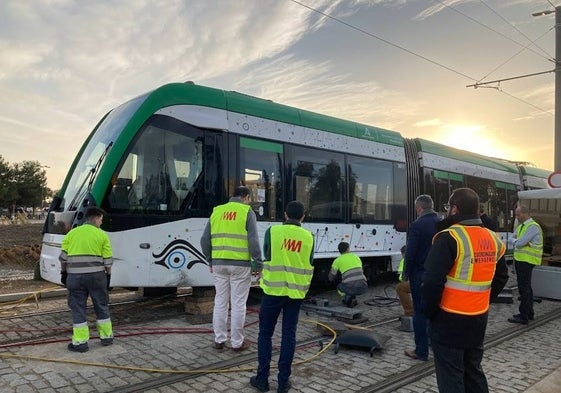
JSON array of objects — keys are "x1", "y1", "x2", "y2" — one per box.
[
  {"x1": 84, "y1": 206, "x2": 106, "y2": 219},
  {"x1": 285, "y1": 200, "x2": 305, "y2": 220},
  {"x1": 233, "y1": 186, "x2": 250, "y2": 198},
  {"x1": 338, "y1": 241, "x2": 350, "y2": 254},
  {"x1": 449, "y1": 188, "x2": 479, "y2": 215}
]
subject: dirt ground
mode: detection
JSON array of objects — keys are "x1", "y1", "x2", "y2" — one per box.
[
  {"x1": 0, "y1": 222, "x2": 43, "y2": 247},
  {"x1": 0, "y1": 222, "x2": 51, "y2": 294}
]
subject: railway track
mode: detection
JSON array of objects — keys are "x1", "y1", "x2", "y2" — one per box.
[
  {"x1": 101, "y1": 306, "x2": 561, "y2": 393},
  {"x1": 0, "y1": 293, "x2": 188, "y2": 348},
  {"x1": 2, "y1": 283, "x2": 561, "y2": 393}
]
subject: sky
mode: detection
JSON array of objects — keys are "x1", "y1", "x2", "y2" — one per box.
[{"x1": 0, "y1": 0, "x2": 558, "y2": 189}]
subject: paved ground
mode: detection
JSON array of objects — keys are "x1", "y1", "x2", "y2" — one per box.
[{"x1": 1, "y1": 267, "x2": 561, "y2": 393}]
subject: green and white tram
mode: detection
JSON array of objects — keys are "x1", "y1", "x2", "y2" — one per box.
[{"x1": 39, "y1": 82, "x2": 549, "y2": 289}]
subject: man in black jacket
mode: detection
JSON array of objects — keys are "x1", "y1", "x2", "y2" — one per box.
[{"x1": 422, "y1": 188, "x2": 506, "y2": 393}]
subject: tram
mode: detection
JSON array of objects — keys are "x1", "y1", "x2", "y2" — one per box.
[{"x1": 39, "y1": 82, "x2": 550, "y2": 289}]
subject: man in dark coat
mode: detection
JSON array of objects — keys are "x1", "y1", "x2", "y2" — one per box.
[
  {"x1": 422, "y1": 188, "x2": 506, "y2": 393},
  {"x1": 403, "y1": 194, "x2": 440, "y2": 361}
]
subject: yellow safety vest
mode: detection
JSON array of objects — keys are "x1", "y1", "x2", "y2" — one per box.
[
  {"x1": 260, "y1": 225, "x2": 314, "y2": 299},
  {"x1": 60, "y1": 223, "x2": 113, "y2": 273},
  {"x1": 397, "y1": 258, "x2": 405, "y2": 281},
  {"x1": 210, "y1": 202, "x2": 251, "y2": 261},
  {"x1": 437, "y1": 225, "x2": 506, "y2": 316},
  {"x1": 331, "y1": 253, "x2": 366, "y2": 284},
  {"x1": 513, "y1": 220, "x2": 543, "y2": 266}
]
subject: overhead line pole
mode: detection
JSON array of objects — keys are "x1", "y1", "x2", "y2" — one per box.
[{"x1": 553, "y1": 6, "x2": 561, "y2": 171}]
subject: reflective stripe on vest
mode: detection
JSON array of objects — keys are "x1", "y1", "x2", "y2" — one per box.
[
  {"x1": 210, "y1": 202, "x2": 251, "y2": 261},
  {"x1": 260, "y1": 225, "x2": 314, "y2": 299},
  {"x1": 333, "y1": 253, "x2": 366, "y2": 284},
  {"x1": 438, "y1": 225, "x2": 506, "y2": 316},
  {"x1": 513, "y1": 220, "x2": 543, "y2": 265}
]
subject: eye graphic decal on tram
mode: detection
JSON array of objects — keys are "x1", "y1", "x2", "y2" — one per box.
[{"x1": 152, "y1": 239, "x2": 208, "y2": 270}]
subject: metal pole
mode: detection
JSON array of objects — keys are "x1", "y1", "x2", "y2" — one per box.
[{"x1": 553, "y1": 6, "x2": 561, "y2": 171}]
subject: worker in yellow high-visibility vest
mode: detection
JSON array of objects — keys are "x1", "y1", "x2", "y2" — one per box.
[
  {"x1": 508, "y1": 204, "x2": 543, "y2": 325},
  {"x1": 249, "y1": 201, "x2": 314, "y2": 393},
  {"x1": 59, "y1": 206, "x2": 114, "y2": 353},
  {"x1": 328, "y1": 241, "x2": 367, "y2": 307},
  {"x1": 200, "y1": 186, "x2": 262, "y2": 352}
]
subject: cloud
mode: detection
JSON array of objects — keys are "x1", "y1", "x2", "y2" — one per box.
[{"x1": 413, "y1": 118, "x2": 445, "y2": 127}]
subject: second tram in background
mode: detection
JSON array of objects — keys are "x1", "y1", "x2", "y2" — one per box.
[{"x1": 39, "y1": 82, "x2": 551, "y2": 290}]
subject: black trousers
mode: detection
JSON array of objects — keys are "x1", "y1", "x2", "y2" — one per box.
[
  {"x1": 515, "y1": 260, "x2": 535, "y2": 320},
  {"x1": 432, "y1": 340, "x2": 488, "y2": 393}
]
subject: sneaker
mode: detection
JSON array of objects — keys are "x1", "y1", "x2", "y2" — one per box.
[
  {"x1": 101, "y1": 338, "x2": 114, "y2": 346},
  {"x1": 277, "y1": 380, "x2": 292, "y2": 393},
  {"x1": 249, "y1": 376, "x2": 270, "y2": 392},
  {"x1": 214, "y1": 341, "x2": 225, "y2": 350},
  {"x1": 232, "y1": 340, "x2": 250, "y2": 352},
  {"x1": 68, "y1": 342, "x2": 89, "y2": 353}
]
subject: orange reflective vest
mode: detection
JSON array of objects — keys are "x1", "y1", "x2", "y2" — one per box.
[{"x1": 436, "y1": 224, "x2": 506, "y2": 316}]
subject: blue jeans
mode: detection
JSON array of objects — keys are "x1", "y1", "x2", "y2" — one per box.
[
  {"x1": 410, "y1": 272, "x2": 429, "y2": 359},
  {"x1": 256, "y1": 294, "x2": 303, "y2": 386}
]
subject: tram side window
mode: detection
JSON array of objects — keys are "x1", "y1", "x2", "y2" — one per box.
[
  {"x1": 289, "y1": 146, "x2": 344, "y2": 223},
  {"x1": 347, "y1": 155, "x2": 394, "y2": 224},
  {"x1": 466, "y1": 176, "x2": 512, "y2": 231},
  {"x1": 423, "y1": 169, "x2": 464, "y2": 215},
  {"x1": 106, "y1": 118, "x2": 203, "y2": 215},
  {"x1": 239, "y1": 138, "x2": 283, "y2": 221}
]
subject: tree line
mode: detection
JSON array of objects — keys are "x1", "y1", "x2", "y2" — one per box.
[{"x1": 0, "y1": 155, "x2": 53, "y2": 213}]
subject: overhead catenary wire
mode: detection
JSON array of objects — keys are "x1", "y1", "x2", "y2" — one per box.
[
  {"x1": 476, "y1": 28, "x2": 554, "y2": 83},
  {"x1": 478, "y1": 0, "x2": 553, "y2": 60},
  {"x1": 289, "y1": 0, "x2": 553, "y2": 117},
  {"x1": 437, "y1": 0, "x2": 553, "y2": 63},
  {"x1": 289, "y1": 0, "x2": 478, "y2": 83}
]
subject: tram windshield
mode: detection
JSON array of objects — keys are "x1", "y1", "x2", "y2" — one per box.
[
  {"x1": 45, "y1": 94, "x2": 148, "y2": 235},
  {"x1": 61, "y1": 94, "x2": 147, "y2": 211}
]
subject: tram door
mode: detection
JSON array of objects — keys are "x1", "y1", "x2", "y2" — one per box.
[{"x1": 238, "y1": 137, "x2": 284, "y2": 222}]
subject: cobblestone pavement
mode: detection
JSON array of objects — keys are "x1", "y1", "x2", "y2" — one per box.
[{"x1": 1, "y1": 268, "x2": 561, "y2": 393}]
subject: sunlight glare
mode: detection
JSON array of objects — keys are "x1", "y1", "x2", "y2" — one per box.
[{"x1": 442, "y1": 124, "x2": 507, "y2": 160}]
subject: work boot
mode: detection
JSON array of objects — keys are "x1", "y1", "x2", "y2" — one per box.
[
  {"x1": 508, "y1": 314, "x2": 529, "y2": 325},
  {"x1": 277, "y1": 380, "x2": 292, "y2": 393},
  {"x1": 249, "y1": 376, "x2": 270, "y2": 392},
  {"x1": 101, "y1": 338, "x2": 114, "y2": 346},
  {"x1": 68, "y1": 342, "x2": 89, "y2": 353}
]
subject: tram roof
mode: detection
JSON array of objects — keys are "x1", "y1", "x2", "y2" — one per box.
[
  {"x1": 518, "y1": 165, "x2": 551, "y2": 178},
  {"x1": 414, "y1": 138, "x2": 520, "y2": 173},
  {"x1": 141, "y1": 82, "x2": 404, "y2": 147},
  {"x1": 519, "y1": 188, "x2": 559, "y2": 199}
]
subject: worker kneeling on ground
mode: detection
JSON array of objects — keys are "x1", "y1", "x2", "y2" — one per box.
[{"x1": 329, "y1": 242, "x2": 368, "y2": 307}]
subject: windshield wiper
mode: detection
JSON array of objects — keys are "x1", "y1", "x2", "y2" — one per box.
[{"x1": 68, "y1": 142, "x2": 113, "y2": 210}]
